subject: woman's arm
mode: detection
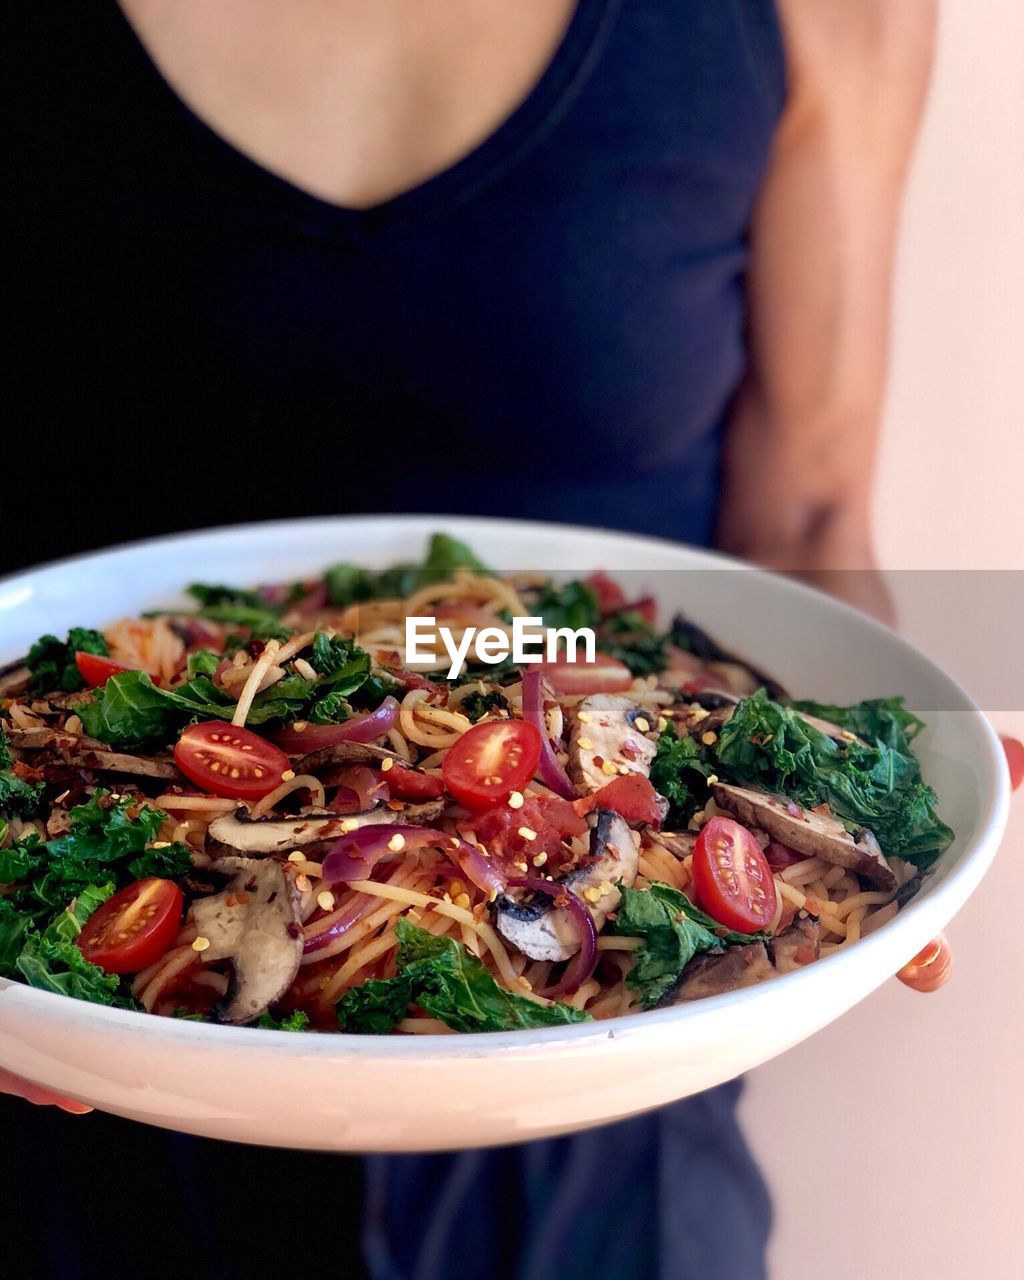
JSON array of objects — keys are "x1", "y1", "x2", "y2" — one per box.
[{"x1": 717, "y1": 0, "x2": 937, "y2": 621}]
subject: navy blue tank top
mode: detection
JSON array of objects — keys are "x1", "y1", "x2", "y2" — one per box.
[{"x1": 8, "y1": 0, "x2": 784, "y2": 569}]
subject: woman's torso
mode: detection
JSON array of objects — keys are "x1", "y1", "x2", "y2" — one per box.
[{"x1": 8, "y1": 0, "x2": 784, "y2": 570}]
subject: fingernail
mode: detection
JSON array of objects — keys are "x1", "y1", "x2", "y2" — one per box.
[{"x1": 56, "y1": 1100, "x2": 94, "y2": 1115}]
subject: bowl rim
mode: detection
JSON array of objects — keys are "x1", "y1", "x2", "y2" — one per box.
[{"x1": 0, "y1": 514, "x2": 1010, "y2": 1058}]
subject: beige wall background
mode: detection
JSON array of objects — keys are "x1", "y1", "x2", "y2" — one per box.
[{"x1": 743, "y1": 3, "x2": 1024, "y2": 1277}]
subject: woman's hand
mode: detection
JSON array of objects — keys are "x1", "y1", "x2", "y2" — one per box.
[
  {"x1": 0, "y1": 1068, "x2": 92, "y2": 1114},
  {"x1": 896, "y1": 739, "x2": 1021, "y2": 994}
]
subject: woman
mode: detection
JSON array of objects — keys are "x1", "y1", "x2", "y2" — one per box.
[{"x1": 4, "y1": 2, "x2": 935, "y2": 1277}]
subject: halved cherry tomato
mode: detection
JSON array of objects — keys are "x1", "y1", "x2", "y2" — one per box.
[
  {"x1": 585, "y1": 572, "x2": 627, "y2": 614},
  {"x1": 573, "y1": 774, "x2": 663, "y2": 827},
  {"x1": 75, "y1": 651, "x2": 132, "y2": 688},
  {"x1": 442, "y1": 719, "x2": 543, "y2": 811},
  {"x1": 174, "y1": 721, "x2": 288, "y2": 800},
  {"x1": 1001, "y1": 737, "x2": 1024, "y2": 791},
  {"x1": 383, "y1": 762, "x2": 445, "y2": 801},
  {"x1": 537, "y1": 652, "x2": 634, "y2": 696},
  {"x1": 691, "y1": 816, "x2": 777, "y2": 933},
  {"x1": 472, "y1": 793, "x2": 588, "y2": 872},
  {"x1": 77, "y1": 878, "x2": 183, "y2": 974}
]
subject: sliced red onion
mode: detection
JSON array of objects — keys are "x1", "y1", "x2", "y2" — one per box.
[
  {"x1": 521, "y1": 669, "x2": 576, "y2": 801},
  {"x1": 302, "y1": 893, "x2": 377, "y2": 955},
  {"x1": 323, "y1": 824, "x2": 505, "y2": 895},
  {"x1": 506, "y1": 875, "x2": 598, "y2": 999},
  {"x1": 274, "y1": 696, "x2": 400, "y2": 753},
  {"x1": 325, "y1": 765, "x2": 390, "y2": 814}
]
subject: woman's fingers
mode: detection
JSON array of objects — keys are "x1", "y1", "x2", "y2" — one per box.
[
  {"x1": 896, "y1": 933, "x2": 953, "y2": 993},
  {"x1": 0, "y1": 1067, "x2": 92, "y2": 1113},
  {"x1": 1001, "y1": 737, "x2": 1023, "y2": 791}
]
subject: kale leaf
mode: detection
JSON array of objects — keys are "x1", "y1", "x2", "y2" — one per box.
[
  {"x1": 25, "y1": 628, "x2": 108, "y2": 695},
  {"x1": 0, "y1": 731, "x2": 45, "y2": 818},
  {"x1": 459, "y1": 688, "x2": 511, "y2": 723},
  {"x1": 713, "y1": 690, "x2": 953, "y2": 866},
  {"x1": 610, "y1": 881, "x2": 763, "y2": 1009},
  {"x1": 77, "y1": 636, "x2": 375, "y2": 747},
  {"x1": 649, "y1": 726, "x2": 713, "y2": 828},
  {"x1": 256, "y1": 1009, "x2": 311, "y2": 1032},
  {"x1": 337, "y1": 919, "x2": 591, "y2": 1034},
  {"x1": 532, "y1": 580, "x2": 601, "y2": 634},
  {"x1": 326, "y1": 533, "x2": 490, "y2": 607}
]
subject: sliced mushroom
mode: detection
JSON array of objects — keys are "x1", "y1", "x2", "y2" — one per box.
[
  {"x1": 669, "y1": 943, "x2": 777, "y2": 1003},
  {"x1": 292, "y1": 741, "x2": 402, "y2": 774},
  {"x1": 648, "y1": 830, "x2": 696, "y2": 860},
  {"x1": 6, "y1": 727, "x2": 182, "y2": 781},
  {"x1": 206, "y1": 799, "x2": 445, "y2": 857},
  {"x1": 567, "y1": 696, "x2": 658, "y2": 794},
  {"x1": 191, "y1": 856, "x2": 303, "y2": 1024},
  {"x1": 494, "y1": 810, "x2": 640, "y2": 962},
  {"x1": 710, "y1": 782, "x2": 896, "y2": 890},
  {"x1": 768, "y1": 917, "x2": 821, "y2": 973},
  {"x1": 0, "y1": 661, "x2": 31, "y2": 698}
]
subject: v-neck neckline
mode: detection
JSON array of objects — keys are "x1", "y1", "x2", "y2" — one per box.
[{"x1": 115, "y1": 0, "x2": 618, "y2": 232}]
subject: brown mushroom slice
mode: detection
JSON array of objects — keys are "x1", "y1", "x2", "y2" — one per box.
[
  {"x1": 7, "y1": 726, "x2": 182, "y2": 781},
  {"x1": 494, "y1": 810, "x2": 640, "y2": 962},
  {"x1": 567, "y1": 695, "x2": 658, "y2": 795},
  {"x1": 768, "y1": 917, "x2": 821, "y2": 973},
  {"x1": 291, "y1": 741, "x2": 402, "y2": 773},
  {"x1": 670, "y1": 943, "x2": 777, "y2": 1003},
  {"x1": 710, "y1": 782, "x2": 896, "y2": 890},
  {"x1": 191, "y1": 857, "x2": 303, "y2": 1024},
  {"x1": 648, "y1": 830, "x2": 697, "y2": 860},
  {"x1": 0, "y1": 661, "x2": 31, "y2": 698},
  {"x1": 206, "y1": 799, "x2": 445, "y2": 857}
]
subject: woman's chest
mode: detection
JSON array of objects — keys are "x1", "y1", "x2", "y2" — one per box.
[{"x1": 118, "y1": 0, "x2": 577, "y2": 210}]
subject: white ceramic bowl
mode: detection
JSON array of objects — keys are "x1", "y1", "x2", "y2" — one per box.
[{"x1": 0, "y1": 517, "x2": 1008, "y2": 1150}]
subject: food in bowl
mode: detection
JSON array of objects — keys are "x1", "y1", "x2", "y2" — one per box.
[{"x1": 0, "y1": 534, "x2": 952, "y2": 1034}]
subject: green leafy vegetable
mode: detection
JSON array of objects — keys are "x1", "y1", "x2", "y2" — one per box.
[
  {"x1": 649, "y1": 726, "x2": 713, "y2": 827},
  {"x1": 186, "y1": 583, "x2": 266, "y2": 610},
  {"x1": 79, "y1": 633, "x2": 377, "y2": 748},
  {"x1": 25, "y1": 628, "x2": 108, "y2": 695},
  {"x1": 256, "y1": 1009, "x2": 311, "y2": 1032},
  {"x1": 714, "y1": 690, "x2": 953, "y2": 867},
  {"x1": 598, "y1": 610, "x2": 669, "y2": 677},
  {"x1": 0, "y1": 731, "x2": 45, "y2": 818},
  {"x1": 533, "y1": 580, "x2": 601, "y2": 634},
  {"x1": 611, "y1": 882, "x2": 762, "y2": 1008},
  {"x1": 337, "y1": 919, "x2": 591, "y2": 1034},
  {"x1": 458, "y1": 688, "x2": 511, "y2": 723},
  {"x1": 0, "y1": 792, "x2": 189, "y2": 915},
  {"x1": 326, "y1": 533, "x2": 490, "y2": 607}
]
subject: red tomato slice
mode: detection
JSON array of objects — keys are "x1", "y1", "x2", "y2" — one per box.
[
  {"x1": 1001, "y1": 737, "x2": 1024, "y2": 791},
  {"x1": 442, "y1": 720, "x2": 542, "y2": 811},
  {"x1": 537, "y1": 652, "x2": 634, "y2": 696},
  {"x1": 573, "y1": 774, "x2": 664, "y2": 826},
  {"x1": 585, "y1": 571, "x2": 627, "y2": 614},
  {"x1": 77, "y1": 878, "x2": 183, "y2": 974},
  {"x1": 472, "y1": 793, "x2": 588, "y2": 871},
  {"x1": 692, "y1": 816, "x2": 777, "y2": 933},
  {"x1": 174, "y1": 721, "x2": 288, "y2": 800},
  {"x1": 75, "y1": 651, "x2": 132, "y2": 688},
  {"x1": 382, "y1": 762, "x2": 444, "y2": 801}
]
